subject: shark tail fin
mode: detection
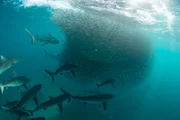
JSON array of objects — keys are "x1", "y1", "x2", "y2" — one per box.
[
  {"x1": 0, "y1": 84, "x2": 4, "y2": 95},
  {"x1": 25, "y1": 28, "x2": 35, "y2": 45},
  {"x1": 44, "y1": 69, "x2": 55, "y2": 83}
]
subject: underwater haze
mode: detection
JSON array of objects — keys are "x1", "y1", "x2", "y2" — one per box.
[{"x1": 0, "y1": 0, "x2": 180, "y2": 120}]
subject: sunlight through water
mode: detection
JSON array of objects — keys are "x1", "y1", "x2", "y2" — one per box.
[
  {"x1": 13, "y1": 0, "x2": 180, "y2": 43},
  {"x1": 18, "y1": 0, "x2": 175, "y2": 28}
]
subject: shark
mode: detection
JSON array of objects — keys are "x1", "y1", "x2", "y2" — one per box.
[
  {"x1": 0, "y1": 101, "x2": 32, "y2": 120},
  {"x1": 6, "y1": 108, "x2": 33, "y2": 120},
  {"x1": 12, "y1": 84, "x2": 42, "y2": 110},
  {"x1": 1, "y1": 101, "x2": 45, "y2": 120},
  {"x1": 1, "y1": 100, "x2": 19, "y2": 110},
  {"x1": 25, "y1": 28, "x2": 59, "y2": 46},
  {"x1": 0, "y1": 55, "x2": 21, "y2": 75},
  {"x1": 0, "y1": 76, "x2": 30, "y2": 94},
  {"x1": 60, "y1": 88, "x2": 114, "y2": 111},
  {"x1": 33, "y1": 88, "x2": 71, "y2": 113},
  {"x1": 44, "y1": 64, "x2": 77, "y2": 83}
]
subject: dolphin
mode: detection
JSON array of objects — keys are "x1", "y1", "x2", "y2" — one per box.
[
  {"x1": 97, "y1": 78, "x2": 115, "y2": 88},
  {"x1": 25, "y1": 28, "x2": 59, "y2": 46},
  {"x1": 44, "y1": 64, "x2": 77, "y2": 83},
  {"x1": 60, "y1": 88, "x2": 114, "y2": 111},
  {"x1": 33, "y1": 89, "x2": 71, "y2": 113},
  {"x1": 12, "y1": 84, "x2": 42, "y2": 110},
  {"x1": 0, "y1": 76, "x2": 30, "y2": 94},
  {"x1": 0, "y1": 55, "x2": 21, "y2": 75}
]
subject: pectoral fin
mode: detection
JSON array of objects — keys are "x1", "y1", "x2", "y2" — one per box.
[
  {"x1": 70, "y1": 70, "x2": 75, "y2": 77},
  {"x1": 23, "y1": 84, "x2": 28, "y2": 89},
  {"x1": 0, "y1": 85, "x2": 4, "y2": 94},
  {"x1": 44, "y1": 69, "x2": 55, "y2": 83},
  {"x1": 12, "y1": 70, "x2": 17, "y2": 77},
  {"x1": 41, "y1": 42, "x2": 48, "y2": 46},
  {"x1": 102, "y1": 102, "x2": 107, "y2": 111},
  {"x1": 49, "y1": 96, "x2": 54, "y2": 100},
  {"x1": 112, "y1": 84, "x2": 115, "y2": 88},
  {"x1": 33, "y1": 95, "x2": 38, "y2": 106},
  {"x1": 17, "y1": 87, "x2": 20, "y2": 91},
  {"x1": 58, "y1": 103, "x2": 63, "y2": 113},
  {"x1": 1, "y1": 55, "x2": 6, "y2": 62},
  {"x1": 44, "y1": 49, "x2": 48, "y2": 56}
]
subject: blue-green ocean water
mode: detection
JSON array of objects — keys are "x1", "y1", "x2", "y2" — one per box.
[{"x1": 1, "y1": 0, "x2": 180, "y2": 120}]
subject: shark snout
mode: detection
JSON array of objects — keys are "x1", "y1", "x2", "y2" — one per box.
[{"x1": 34, "y1": 84, "x2": 43, "y2": 91}]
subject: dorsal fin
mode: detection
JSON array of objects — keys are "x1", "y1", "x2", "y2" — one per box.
[
  {"x1": 60, "y1": 88, "x2": 68, "y2": 94},
  {"x1": 48, "y1": 33, "x2": 52, "y2": 36},
  {"x1": 1, "y1": 55, "x2": 6, "y2": 62},
  {"x1": 12, "y1": 70, "x2": 17, "y2": 77}
]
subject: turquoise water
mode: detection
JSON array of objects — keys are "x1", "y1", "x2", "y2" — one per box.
[{"x1": 0, "y1": 0, "x2": 180, "y2": 120}]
